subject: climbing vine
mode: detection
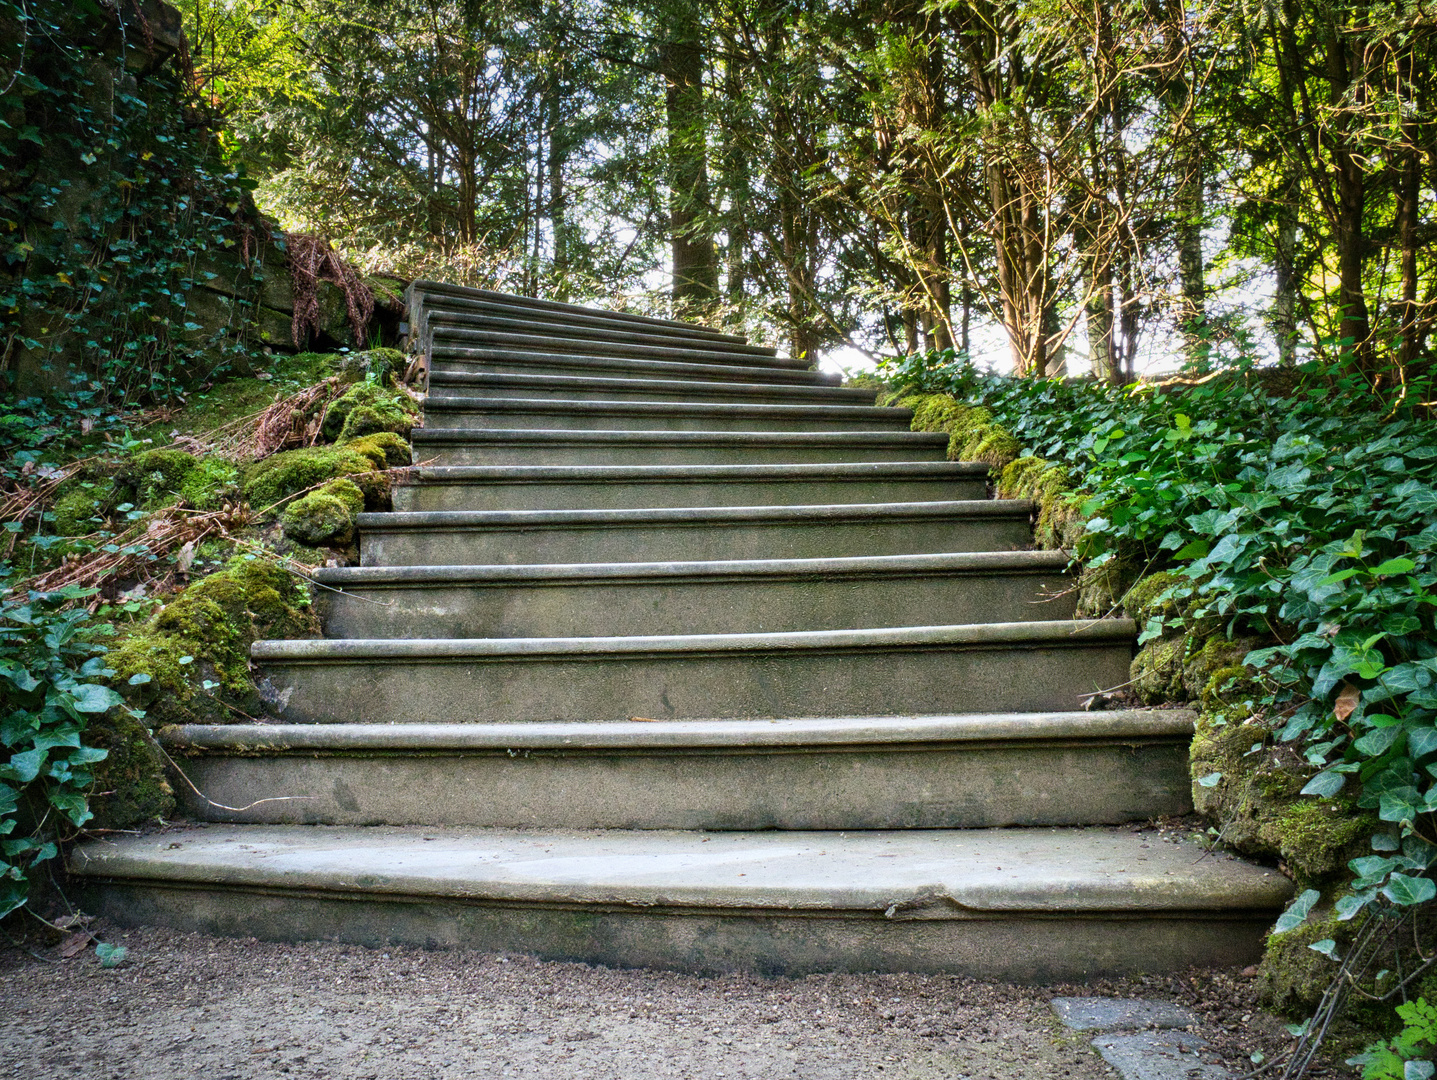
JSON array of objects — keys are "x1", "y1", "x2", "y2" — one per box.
[{"x1": 0, "y1": 0, "x2": 271, "y2": 404}]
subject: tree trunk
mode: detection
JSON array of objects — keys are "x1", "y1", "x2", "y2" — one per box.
[
  {"x1": 660, "y1": 8, "x2": 717, "y2": 313},
  {"x1": 1272, "y1": 182, "x2": 1299, "y2": 366}
]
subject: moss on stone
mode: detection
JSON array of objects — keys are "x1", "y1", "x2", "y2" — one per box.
[
  {"x1": 178, "y1": 457, "x2": 239, "y2": 511},
  {"x1": 332, "y1": 347, "x2": 407, "y2": 386},
  {"x1": 1258, "y1": 911, "x2": 1354, "y2": 1017},
  {"x1": 84, "y1": 711, "x2": 174, "y2": 829},
  {"x1": 892, "y1": 392, "x2": 1023, "y2": 470},
  {"x1": 1131, "y1": 633, "x2": 1192, "y2": 704},
  {"x1": 120, "y1": 448, "x2": 197, "y2": 509},
  {"x1": 241, "y1": 446, "x2": 385, "y2": 512},
  {"x1": 1075, "y1": 554, "x2": 1144, "y2": 619},
  {"x1": 106, "y1": 557, "x2": 319, "y2": 726},
  {"x1": 1268, "y1": 801, "x2": 1376, "y2": 881},
  {"x1": 341, "y1": 432, "x2": 412, "y2": 468},
  {"x1": 51, "y1": 485, "x2": 107, "y2": 536},
  {"x1": 321, "y1": 381, "x2": 415, "y2": 442},
  {"x1": 1182, "y1": 636, "x2": 1256, "y2": 702},
  {"x1": 281, "y1": 479, "x2": 365, "y2": 546},
  {"x1": 1122, "y1": 570, "x2": 1189, "y2": 625}
]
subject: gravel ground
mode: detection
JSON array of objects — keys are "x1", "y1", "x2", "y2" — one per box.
[{"x1": 0, "y1": 927, "x2": 1345, "y2": 1080}]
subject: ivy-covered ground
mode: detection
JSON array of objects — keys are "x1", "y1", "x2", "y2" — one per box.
[
  {"x1": 880, "y1": 352, "x2": 1437, "y2": 1073},
  {"x1": 0, "y1": 347, "x2": 417, "y2": 922}
]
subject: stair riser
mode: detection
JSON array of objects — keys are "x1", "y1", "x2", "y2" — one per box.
[
  {"x1": 430, "y1": 327, "x2": 808, "y2": 371},
  {"x1": 392, "y1": 476, "x2": 987, "y2": 511},
  {"x1": 422, "y1": 404, "x2": 913, "y2": 433},
  {"x1": 427, "y1": 375, "x2": 876, "y2": 406},
  {"x1": 78, "y1": 884, "x2": 1270, "y2": 980},
  {"x1": 171, "y1": 740, "x2": 1191, "y2": 830},
  {"x1": 430, "y1": 352, "x2": 836, "y2": 387},
  {"x1": 360, "y1": 516, "x2": 1033, "y2": 566},
  {"x1": 254, "y1": 641, "x2": 1134, "y2": 723},
  {"x1": 427, "y1": 313, "x2": 782, "y2": 361},
  {"x1": 315, "y1": 571, "x2": 1075, "y2": 638},
  {"x1": 412, "y1": 439, "x2": 950, "y2": 467}
]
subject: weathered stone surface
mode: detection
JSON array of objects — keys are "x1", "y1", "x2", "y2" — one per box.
[
  {"x1": 1051, "y1": 997, "x2": 1201, "y2": 1032},
  {"x1": 1089, "y1": 1031, "x2": 1230, "y2": 1080}
]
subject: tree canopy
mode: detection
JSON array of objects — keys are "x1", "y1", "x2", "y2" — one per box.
[{"x1": 175, "y1": 0, "x2": 1437, "y2": 379}]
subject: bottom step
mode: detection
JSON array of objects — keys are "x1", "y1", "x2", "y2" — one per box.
[{"x1": 71, "y1": 824, "x2": 1290, "y2": 980}]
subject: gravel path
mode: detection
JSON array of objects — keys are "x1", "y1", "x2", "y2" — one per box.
[{"x1": 0, "y1": 928, "x2": 1314, "y2": 1080}]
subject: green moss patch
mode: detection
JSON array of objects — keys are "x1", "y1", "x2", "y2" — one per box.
[
  {"x1": 888, "y1": 391, "x2": 1022, "y2": 469},
  {"x1": 106, "y1": 558, "x2": 319, "y2": 726},
  {"x1": 281, "y1": 479, "x2": 365, "y2": 546},
  {"x1": 341, "y1": 432, "x2": 411, "y2": 468},
  {"x1": 84, "y1": 711, "x2": 175, "y2": 830},
  {"x1": 241, "y1": 445, "x2": 386, "y2": 512},
  {"x1": 321, "y1": 381, "x2": 416, "y2": 442}
]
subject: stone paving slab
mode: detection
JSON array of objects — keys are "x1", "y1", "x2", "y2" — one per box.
[
  {"x1": 1091, "y1": 1030, "x2": 1230, "y2": 1080},
  {"x1": 1051, "y1": 996, "x2": 1201, "y2": 1031},
  {"x1": 1052, "y1": 997, "x2": 1232, "y2": 1079}
]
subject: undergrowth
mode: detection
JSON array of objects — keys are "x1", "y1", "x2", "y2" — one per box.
[{"x1": 881, "y1": 350, "x2": 1437, "y2": 1029}]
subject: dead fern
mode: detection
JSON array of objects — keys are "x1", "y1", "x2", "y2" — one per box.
[{"x1": 287, "y1": 233, "x2": 374, "y2": 347}]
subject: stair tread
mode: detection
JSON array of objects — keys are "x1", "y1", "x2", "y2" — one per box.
[
  {"x1": 413, "y1": 279, "x2": 749, "y2": 342},
  {"x1": 431, "y1": 348, "x2": 841, "y2": 385},
  {"x1": 427, "y1": 311, "x2": 781, "y2": 358},
  {"x1": 358, "y1": 499, "x2": 1030, "y2": 528},
  {"x1": 426, "y1": 370, "x2": 876, "y2": 401},
  {"x1": 423, "y1": 396, "x2": 910, "y2": 420},
  {"x1": 313, "y1": 550, "x2": 1070, "y2": 585},
  {"x1": 412, "y1": 427, "x2": 945, "y2": 444},
  {"x1": 69, "y1": 823, "x2": 1291, "y2": 914},
  {"x1": 401, "y1": 461, "x2": 988, "y2": 481},
  {"x1": 432, "y1": 326, "x2": 812, "y2": 370},
  {"x1": 252, "y1": 618, "x2": 1135, "y2": 660},
  {"x1": 163, "y1": 710, "x2": 1195, "y2": 752}
]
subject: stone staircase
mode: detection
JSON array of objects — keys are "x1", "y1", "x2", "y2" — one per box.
[{"x1": 70, "y1": 283, "x2": 1290, "y2": 980}]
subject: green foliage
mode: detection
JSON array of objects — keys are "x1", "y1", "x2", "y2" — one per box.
[
  {"x1": 883, "y1": 350, "x2": 1437, "y2": 906},
  {"x1": 1, "y1": 0, "x2": 268, "y2": 403},
  {"x1": 1351, "y1": 999, "x2": 1437, "y2": 1078},
  {"x1": 320, "y1": 380, "x2": 414, "y2": 442},
  {"x1": 0, "y1": 585, "x2": 122, "y2": 916}
]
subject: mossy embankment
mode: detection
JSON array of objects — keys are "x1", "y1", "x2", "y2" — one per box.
[
  {"x1": 878, "y1": 383, "x2": 1380, "y2": 1024},
  {"x1": 8, "y1": 349, "x2": 420, "y2": 833}
]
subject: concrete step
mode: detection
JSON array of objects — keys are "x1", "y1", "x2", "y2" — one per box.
[
  {"x1": 430, "y1": 345, "x2": 840, "y2": 387},
  {"x1": 249, "y1": 619, "x2": 1136, "y2": 724},
  {"x1": 410, "y1": 428, "x2": 950, "y2": 467},
  {"x1": 313, "y1": 551, "x2": 1075, "y2": 639},
  {"x1": 70, "y1": 823, "x2": 1290, "y2": 978},
  {"x1": 427, "y1": 309, "x2": 781, "y2": 360},
  {"x1": 427, "y1": 370, "x2": 878, "y2": 406},
  {"x1": 421, "y1": 396, "x2": 915, "y2": 433},
  {"x1": 410, "y1": 280, "x2": 748, "y2": 345},
  {"x1": 391, "y1": 462, "x2": 989, "y2": 512},
  {"x1": 161, "y1": 711, "x2": 1192, "y2": 830},
  {"x1": 433, "y1": 326, "x2": 809, "y2": 372},
  {"x1": 358, "y1": 500, "x2": 1034, "y2": 566}
]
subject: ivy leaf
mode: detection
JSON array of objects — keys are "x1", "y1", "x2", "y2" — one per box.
[
  {"x1": 67, "y1": 683, "x2": 123, "y2": 714},
  {"x1": 1275, "y1": 889, "x2": 1320, "y2": 933},
  {"x1": 1302, "y1": 770, "x2": 1347, "y2": 798},
  {"x1": 1381, "y1": 873, "x2": 1437, "y2": 906},
  {"x1": 1307, "y1": 939, "x2": 1340, "y2": 960}
]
